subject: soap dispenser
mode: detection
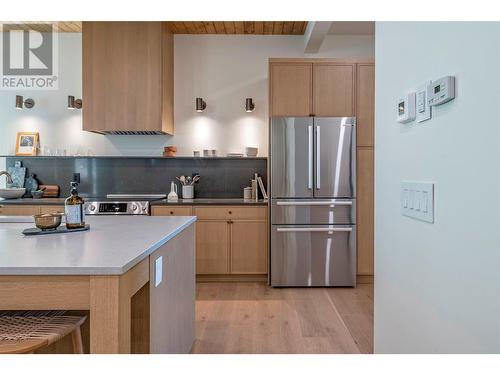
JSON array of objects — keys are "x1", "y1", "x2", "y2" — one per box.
[{"x1": 167, "y1": 181, "x2": 178, "y2": 201}]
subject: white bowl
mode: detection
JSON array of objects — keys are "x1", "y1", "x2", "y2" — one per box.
[
  {"x1": 245, "y1": 147, "x2": 258, "y2": 157},
  {"x1": 0, "y1": 188, "x2": 26, "y2": 199}
]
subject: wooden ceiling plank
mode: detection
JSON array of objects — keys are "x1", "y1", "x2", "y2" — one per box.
[
  {"x1": 263, "y1": 21, "x2": 273, "y2": 34},
  {"x1": 224, "y1": 21, "x2": 235, "y2": 34},
  {"x1": 291, "y1": 21, "x2": 303, "y2": 35},
  {"x1": 254, "y1": 21, "x2": 264, "y2": 34},
  {"x1": 203, "y1": 21, "x2": 216, "y2": 34},
  {"x1": 173, "y1": 22, "x2": 187, "y2": 34},
  {"x1": 167, "y1": 22, "x2": 178, "y2": 33},
  {"x1": 301, "y1": 21, "x2": 308, "y2": 34},
  {"x1": 184, "y1": 21, "x2": 197, "y2": 34},
  {"x1": 214, "y1": 22, "x2": 226, "y2": 34},
  {"x1": 244, "y1": 21, "x2": 255, "y2": 34},
  {"x1": 283, "y1": 22, "x2": 294, "y2": 34},
  {"x1": 195, "y1": 22, "x2": 207, "y2": 34},
  {"x1": 234, "y1": 22, "x2": 244, "y2": 34},
  {"x1": 273, "y1": 21, "x2": 284, "y2": 35}
]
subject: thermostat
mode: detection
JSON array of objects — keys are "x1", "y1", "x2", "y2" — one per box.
[
  {"x1": 396, "y1": 92, "x2": 416, "y2": 123},
  {"x1": 428, "y1": 76, "x2": 455, "y2": 106}
]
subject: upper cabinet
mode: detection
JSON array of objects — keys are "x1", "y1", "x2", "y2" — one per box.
[
  {"x1": 356, "y1": 64, "x2": 375, "y2": 147},
  {"x1": 270, "y1": 63, "x2": 312, "y2": 117},
  {"x1": 313, "y1": 64, "x2": 355, "y2": 117},
  {"x1": 269, "y1": 59, "x2": 357, "y2": 118},
  {"x1": 82, "y1": 22, "x2": 174, "y2": 135}
]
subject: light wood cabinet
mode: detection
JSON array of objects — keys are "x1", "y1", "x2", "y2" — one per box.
[
  {"x1": 0, "y1": 205, "x2": 40, "y2": 216},
  {"x1": 356, "y1": 64, "x2": 375, "y2": 147},
  {"x1": 270, "y1": 63, "x2": 312, "y2": 117},
  {"x1": 82, "y1": 22, "x2": 173, "y2": 135},
  {"x1": 230, "y1": 221, "x2": 268, "y2": 274},
  {"x1": 154, "y1": 205, "x2": 268, "y2": 277},
  {"x1": 151, "y1": 206, "x2": 192, "y2": 216},
  {"x1": 357, "y1": 148, "x2": 374, "y2": 275},
  {"x1": 313, "y1": 64, "x2": 355, "y2": 117},
  {"x1": 269, "y1": 59, "x2": 357, "y2": 117},
  {"x1": 40, "y1": 206, "x2": 64, "y2": 214},
  {"x1": 195, "y1": 220, "x2": 230, "y2": 274}
]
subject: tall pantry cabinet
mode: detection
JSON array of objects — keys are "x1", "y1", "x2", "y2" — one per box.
[{"x1": 269, "y1": 58, "x2": 375, "y2": 280}]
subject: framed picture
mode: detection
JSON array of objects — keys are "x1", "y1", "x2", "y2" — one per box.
[{"x1": 15, "y1": 132, "x2": 39, "y2": 156}]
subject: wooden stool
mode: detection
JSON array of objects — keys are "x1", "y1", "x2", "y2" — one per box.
[{"x1": 0, "y1": 311, "x2": 87, "y2": 354}]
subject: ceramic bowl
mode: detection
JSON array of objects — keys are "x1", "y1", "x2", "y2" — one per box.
[{"x1": 33, "y1": 213, "x2": 63, "y2": 231}]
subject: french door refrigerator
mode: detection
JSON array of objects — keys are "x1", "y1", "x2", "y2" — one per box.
[{"x1": 270, "y1": 117, "x2": 356, "y2": 287}]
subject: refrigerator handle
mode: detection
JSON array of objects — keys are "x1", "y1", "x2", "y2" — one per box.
[
  {"x1": 308, "y1": 125, "x2": 313, "y2": 190},
  {"x1": 276, "y1": 227, "x2": 352, "y2": 233},
  {"x1": 316, "y1": 125, "x2": 321, "y2": 189}
]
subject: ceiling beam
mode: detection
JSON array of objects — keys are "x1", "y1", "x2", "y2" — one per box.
[{"x1": 303, "y1": 21, "x2": 332, "y2": 53}]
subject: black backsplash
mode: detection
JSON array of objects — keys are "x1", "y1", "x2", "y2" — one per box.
[{"x1": 6, "y1": 157, "x2": 267, "y2": 198}]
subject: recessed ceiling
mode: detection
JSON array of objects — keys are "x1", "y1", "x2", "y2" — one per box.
[{"x1": 328, "y1": 21, "x2": 375, "y2": 35}]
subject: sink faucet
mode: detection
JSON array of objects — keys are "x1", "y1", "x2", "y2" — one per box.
[{"x1": 0, "y1": 171, "x2": 13, "y2": 185}]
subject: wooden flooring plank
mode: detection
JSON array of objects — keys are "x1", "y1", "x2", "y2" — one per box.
[{"x1": 193, "y1": 282, "x2": 373, "y2": 354}]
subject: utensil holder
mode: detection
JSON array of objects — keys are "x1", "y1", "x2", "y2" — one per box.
[{"x1": 182, "y1": 185, "x2": 194, "y2": 199}]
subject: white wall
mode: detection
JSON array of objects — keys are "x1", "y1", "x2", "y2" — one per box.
[
  {"x1": 374, "y1": 22, "x2": 500, "y2": 353},
  {"x1": 0, "y1": 32, "x2": 374, "y2": 182},
  {"x1": 173, "y1": 34, "x2": 374, "y2": 156}
]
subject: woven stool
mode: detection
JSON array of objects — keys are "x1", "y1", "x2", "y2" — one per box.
[{"x1": 0, "y1": 311, "x2": 87, "y2": 354}]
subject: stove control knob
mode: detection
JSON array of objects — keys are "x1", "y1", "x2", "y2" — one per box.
[
  {"x1": 131, "y1": 204, "x2": 138, "y2": 211},
  {"x1": 89, "y1": 205, "x2": 96, "y2": 212}
]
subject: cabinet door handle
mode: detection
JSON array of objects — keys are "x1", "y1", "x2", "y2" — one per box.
[
  {"x1": 228, "y1": 211, "x2": 232, "y2": 214},
  {"x1": 170, "y1": 211, "x2": 174, "y2": 215}
]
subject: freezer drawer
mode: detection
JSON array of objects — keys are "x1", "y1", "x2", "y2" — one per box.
[
  {"x1": 271, "y1": 225, "x2": 356, "y2": 287},
  {"x1": 271, "y1": 198, "x2": 356, "y2": 225}
]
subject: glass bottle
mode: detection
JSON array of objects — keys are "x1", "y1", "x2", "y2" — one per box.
[{"x1": 65, "y1": 182, "x2": 85, "y2": 229}]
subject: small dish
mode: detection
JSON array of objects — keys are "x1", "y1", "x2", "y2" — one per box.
[{"x1": 33, "y1": 213, "x2": 63, "y2": 231}]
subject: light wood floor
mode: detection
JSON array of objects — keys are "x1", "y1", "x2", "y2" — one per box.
[{"x1": 192, "y1": 282, "x2": 373, "y2": 354}]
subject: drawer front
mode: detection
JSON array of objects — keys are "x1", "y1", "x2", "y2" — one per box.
[
  {"x1": 40, "y1": 206, "x2": 65, "y2": 214},
  {"x1": 152, "y1": 206, "x2": 192, "y2": 216},
  {"x1": 271, "y1": 225, "x2": 356, "y2": 287},
  {"x1": 0, "y1": 205, "x2": 41, "y2": 216},
  {"x1": 271, "y1": 199, "x2": 355, "y2": 225},
  {"x1": 193, "y1": 206, "x2": 267, "y2": 220}
]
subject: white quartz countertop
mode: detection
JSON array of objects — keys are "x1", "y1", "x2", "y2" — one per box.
[{"x1": 0, "y1": 215, "x2": 196, "y2": 276}]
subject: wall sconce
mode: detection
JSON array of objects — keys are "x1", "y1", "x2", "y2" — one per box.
[
  {"x1": 15, "y1": 95, "x2": 35, "y2": 110},
  {"x1": 245, "y1": 98, "x2": 255, "y2": 112},
  {"x1": 67, "y1": 95, "x2": 82, "y2": 109},
  {"x1": 196, "y1": 97, "x2": 206, "y2": 112}
]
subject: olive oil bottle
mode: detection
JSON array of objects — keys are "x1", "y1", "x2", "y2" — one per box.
[{"x1": 65, "y1": 182, "x2": 85, "y2": 229}]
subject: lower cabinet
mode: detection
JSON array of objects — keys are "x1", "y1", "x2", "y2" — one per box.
[
  {"x1": 153, "y1": 205, "x2": 269, "y2": 277},
  {"x1": 0, "y1": 205, "x2": 64, "y2": 216},
  {"x1": 0, "y1": 205, "x2": 41, "y2": 216},
  {"x1": 230, "y1": 221, "x2": 268, "y2": 274},
  {"x1": 195, "y1": 220, "x2": 229, "y2": 274}
]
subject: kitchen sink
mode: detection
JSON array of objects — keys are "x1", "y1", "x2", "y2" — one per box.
[{"x1": 0, "y1": 188, "x2": 26, "y2": 199}]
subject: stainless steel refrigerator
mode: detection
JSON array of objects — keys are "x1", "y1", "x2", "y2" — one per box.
[{"x1": 270, "y1": 117, "x2": 356, "y2": 287}]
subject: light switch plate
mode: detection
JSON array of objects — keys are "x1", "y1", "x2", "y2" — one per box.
[
  {"x1": 154, "y1": 256, "x2": 163, "y2": 287},
  {"x1": 416, "y1": 81, "x2": 432, "y2": 123},
  {"x1": 401, "y1": 181, "x2": 434, "y2": 223}
]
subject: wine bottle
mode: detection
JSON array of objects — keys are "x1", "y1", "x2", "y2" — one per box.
[{"x1": 65, "y1": 182, "x2": 85, "y2": 229}]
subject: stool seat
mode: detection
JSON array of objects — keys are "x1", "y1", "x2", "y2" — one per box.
[{"x1": 0, "y1": 311, "x2": 86, "y2": 354}]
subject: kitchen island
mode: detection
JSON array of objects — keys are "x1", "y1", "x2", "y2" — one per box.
[{"x1": 0, "y1": 215, "x2": 196, "y2": 354}]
